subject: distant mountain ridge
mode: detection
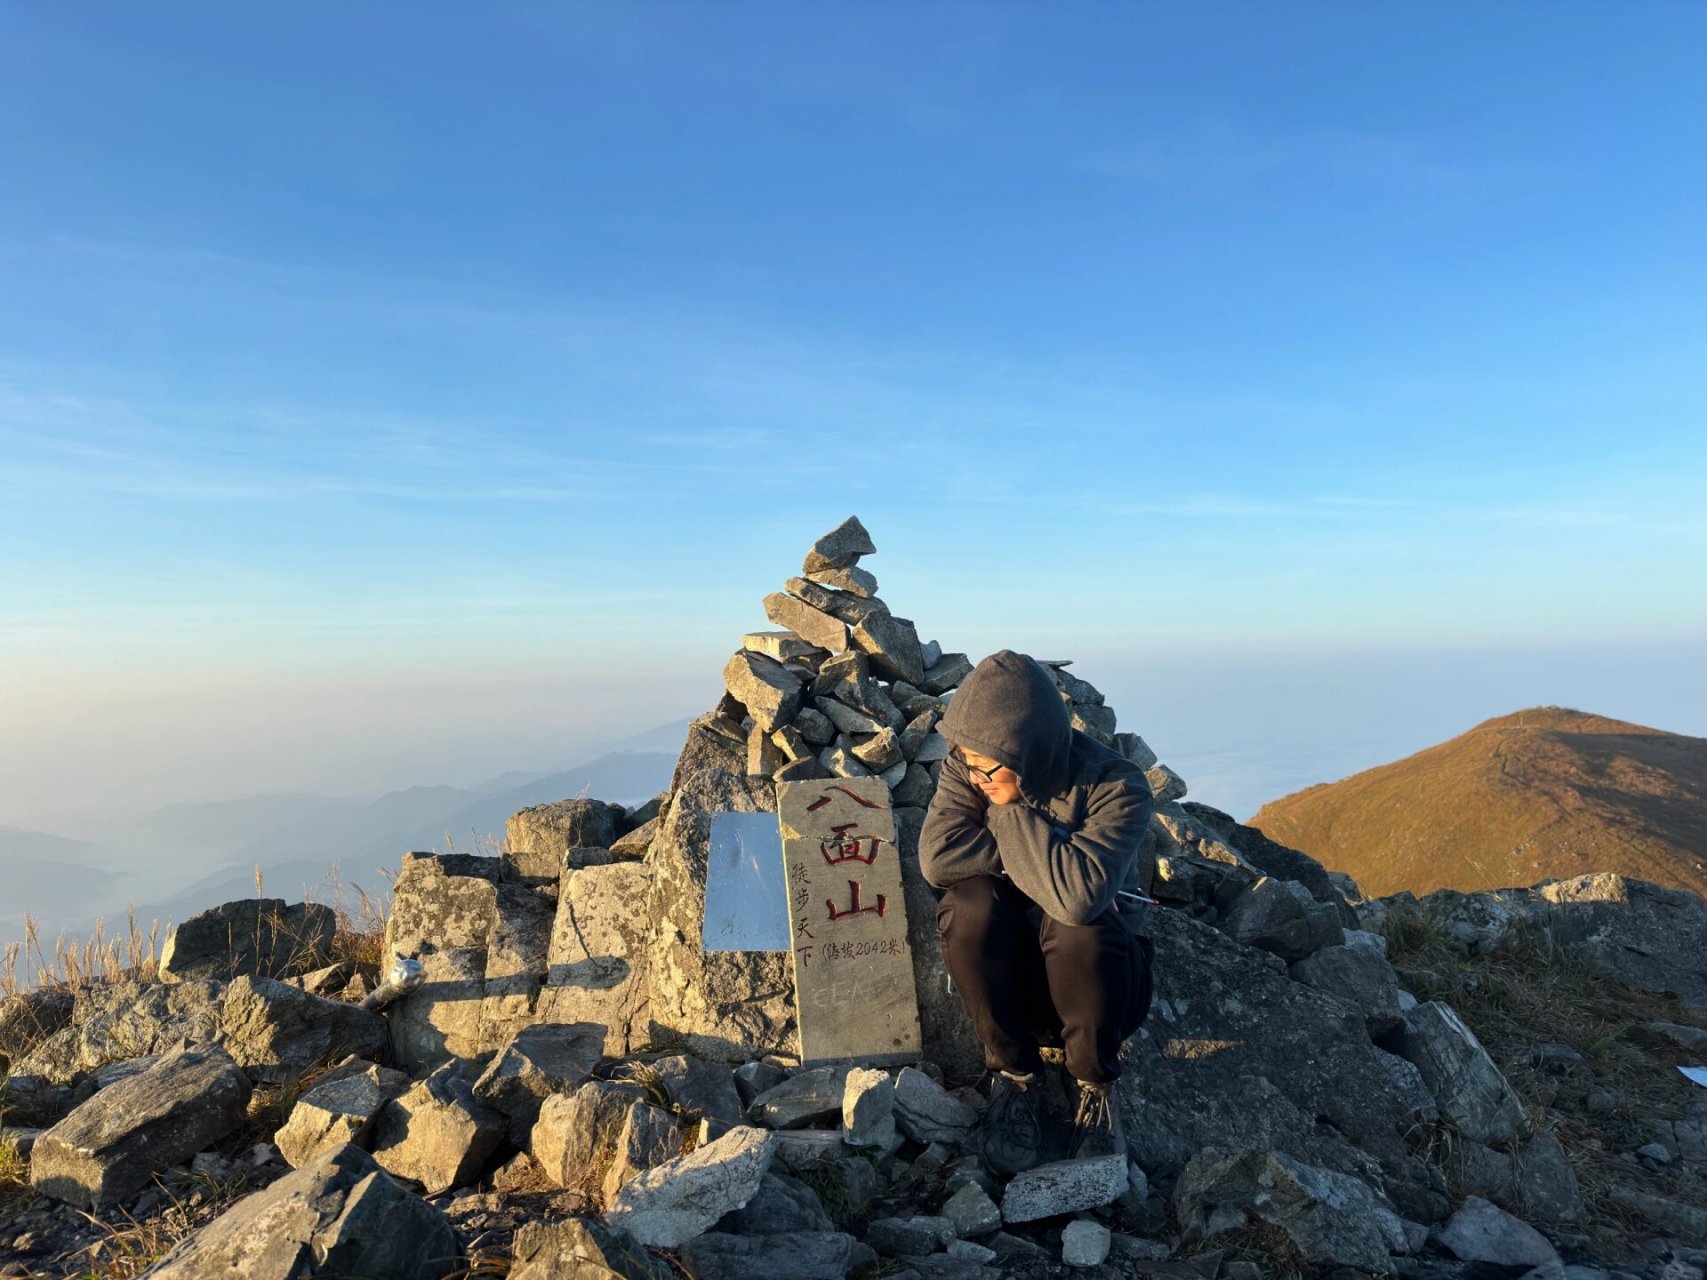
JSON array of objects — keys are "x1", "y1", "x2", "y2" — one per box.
[
  {"x1": 1249, "y1": 706, "x2": 1707, "y2": 900},
  {"x1": 124, "y1": 748, "x2": 679, "y2": 928}
]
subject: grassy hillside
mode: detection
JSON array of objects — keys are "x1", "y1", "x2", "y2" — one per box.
[{"x1": 1249, "y1": 707, "x2": 1707, "y2": 899}]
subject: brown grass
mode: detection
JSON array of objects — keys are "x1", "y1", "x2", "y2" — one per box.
[
  {"x1": 1251, "y1": 707, "x2": 1707, "y2": 900},
  {"x1": 2, "y1": 908, "x2": 162, "y2": 1000},
  {"x1": 1, "y1": 862, "x2": 390, "y2": 1003},
  {"x1": 1384, "y1": 898, "x2": 1707, "y2": 1255}
]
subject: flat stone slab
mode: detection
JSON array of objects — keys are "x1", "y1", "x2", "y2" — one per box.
[
  {"x1": 142, "y1": 1141, "x2": 461, "y2": 1280},
  {"x1": 472, "y1": 1022, "x2": 608, "y2": 1145},
  {"x1": 604, "y1": 1125, "x2": 777, "y2": 1248},
  {"x1": 369, "y1": 1062, "x2": 506, "y2": 1194},
  {"x1": 1392, "y1": 1001, "x2": 1528, "y2": 1144},
  {"x1": 1438, "y1": 1194, "x2": 1561, "y2": 1267},
  {"x1": 679, "y1": 1230, "x2": 866, "y2": 1280},
  {"x1": 509, "y1": 1218, "x2": 672, "y2": 1280},
  {"x1": 275, "y1": 1061, "x2": 409, "y2": 1167},
  {"x1": 749, "y1": 1065, "x2": 851, "y2": 1130},
  {"x1": 31, "y1": 1044, "x2": 251, "y2": 1210},
  {"x1": 764, "y1": 592, "x2": 849, "y2": 653},
  {"x1": 159, "y1": 898, "x2": 335, "y2": 984},
  {"x1": 777, "y1": 777, "x2": 922, "y2": 1065},
  {"x1": 1000, "y1": 1154, "x2": 1129, "y2": 1224},
  {"x1": 219, "y1": 974, "x2": 388, "y2": 1085}
]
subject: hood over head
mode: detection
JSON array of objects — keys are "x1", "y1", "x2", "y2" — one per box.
[{"x1": 938, "y1": 650, "x2": 1072, "y2": 802}]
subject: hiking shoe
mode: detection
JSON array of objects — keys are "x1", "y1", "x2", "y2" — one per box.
[
  {"x1": 978, "y1": 1071, "x2": 1043, "y2": 1176},
  {"x1": 1068, "y1": 1080, "x2": 1125, "y2": 1161}
]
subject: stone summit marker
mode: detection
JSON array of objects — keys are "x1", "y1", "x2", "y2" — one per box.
[{"x1": 777, "y1": 775, "x2": 923, "y2": 1064}]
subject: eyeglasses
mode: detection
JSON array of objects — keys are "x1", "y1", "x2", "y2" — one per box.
[{"x1": 954, "y1": 748, "x2": 1007, "y2": 784}]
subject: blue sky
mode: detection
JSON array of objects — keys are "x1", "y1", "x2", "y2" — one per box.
[{"x1": 2, "y1": 4, "x2": 1704, "y2": 827}]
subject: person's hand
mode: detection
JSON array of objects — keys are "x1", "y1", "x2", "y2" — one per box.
[{"x1": 958, "y1": 748, "x2": 1023, "y2": 806}]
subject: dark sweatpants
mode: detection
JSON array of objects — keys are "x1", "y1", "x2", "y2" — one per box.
[{"x1": 936, "y1": 875, "x2": 1152, "y2": 1084}]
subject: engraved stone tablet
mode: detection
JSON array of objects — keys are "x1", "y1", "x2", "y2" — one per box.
[{"x1": 777, "y1": 777, "x2": 923, "y2": 1065}]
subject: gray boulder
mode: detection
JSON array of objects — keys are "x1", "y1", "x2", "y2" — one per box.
[
  {"x1": 472, "y1": 1021, "x2": 608, "y2": 1145},
  {"x1": 1186, "y1": 804, "x2": 1358, "y2": 924},
  {"x1": 842, "y1": 1066, "x2": 897, "y2": 1150},
  {"x1": 1437, "y1": 1194, "x2": 1561, "y2": 1267},
  {"x1": 603, "y1": 1124, "x2": 778, "y2": 1248},
  {"x1": 749, "y1": 1065, "x2": 850, "y2": 1130},
  {"x1": 1000, "y1": 1154, "x2": 1128, "y2": 1224},
  {"x1": 941, "y1": 1181, "x2": 1002, "y2": 1237},
  {"x1": 1061, "y1": 1219, "x2": 1112, "y2": 1267},
  {"x1": 505, "y1": 798, "x2": 623, "y2": 883},
  {"x1": 724, "y1": 650, "x2": 805, "y2": 735},
  {"x1": 1538, "y1": 874, "x2": 1707, "y2": 1012},
  {"x1": 1173, "y1": 1148, "x2": 1406, "y2": 1272},
  {"x1": 508, "y1": 1218, "x2": 671, "y2": 1280},
  {"x1": 382, "y1": 852, "x2": 503, "y2": 1072},
  {"x1": 892, "y1": 1066, "x2": 978, "y2": 1146},
  {"x1": 31, "y1": 1044, "x2": 251, "y2": 1209},
  {"x1": 1390, "y1": 1001, "x2": 1528, "y2": 1145},
  {"x1": 678, "y1": 1231, "x2": 868, "y2": 1280},
  {"x1": 1223, "y1": 876, "x2": 1345, "y2": 962},
  {"x1": 1449, "y1": 1131, "x2": 1583, "y2": 1223},
  {"x1": 14, "y1": 979, "x2": 224, "y2": 1084},
  {"x1": 803, "y1": 515, "x2": 875, "y2": 573},
  {"x1": 539, "y1": 860, "x2": 653, "y2": 1052},
  {"x1": 533, "y1": 1079, "x2": 648, "y2": 1191},
  {"x1": 1289, "y1": 931, "x2": 1404, "y2": 1037},
  {"x1": 368, "y1": 1062, "x2": 506, "y2": 1194},
  {"x1": 603, "y1": 1101, "x2": 686, "y2": 1203},
  {"x1": 140, "y1": 1141, "x2": 461, "y2": 1279},
  {"x1": 649, "y1": 1053, "x2": 744, "y2": 1126},
  {"x1": 274, "y1": 1061, "x2": 409, "y2": 1168},
  {"x1": 715, "y1": 1172, "x2": 835, "y2": 1234},
  {"x1": 1117, "y1": 908, "x2": 1444, "y2": 1221},
  {"x1": 218, "y1": 975, "x2": 387, "y2": 1084},
  {"x1": 159, "y1": 898, "x2": 335, "y2": 984}
]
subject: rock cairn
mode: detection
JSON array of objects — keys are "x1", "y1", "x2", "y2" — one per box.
[{"x1": 716, "y1": 513, "x2": 1167, "y2": 828}]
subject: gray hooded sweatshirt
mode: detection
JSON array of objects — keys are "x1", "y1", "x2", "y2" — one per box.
[{"x1": 919, "y1": 650, "x2": 1154, "y2": 925}]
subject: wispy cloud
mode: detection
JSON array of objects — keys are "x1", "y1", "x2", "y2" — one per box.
[{"x1": 1082, "y1": 116, "x2": 1467, "y2": 194}]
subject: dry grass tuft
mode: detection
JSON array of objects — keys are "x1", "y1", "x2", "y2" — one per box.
[
  {"x1": 1200, "y1": 1219, "x2": 1307, "y2": 1280},
  {"x1": 1384, "y1": 898, "x2": 1707, "y2": 1253},
  {"x1": 2, "y1": 861, "x2": 391, "y2": 1004},
  {"x1": 3, "y1": 909, "x2": 162, "y2": 1000}
]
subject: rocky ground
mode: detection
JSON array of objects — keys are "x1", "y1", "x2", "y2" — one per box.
[{"x1": 2, "y1": 517, "x2": 1704, "y2": 1279}]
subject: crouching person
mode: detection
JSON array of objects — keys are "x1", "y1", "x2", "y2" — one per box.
[{"x1": 920, "y1": 650, "x2": 1155, "y2": 1175}]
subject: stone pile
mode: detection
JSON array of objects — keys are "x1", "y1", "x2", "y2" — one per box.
[
  {"x1": 716, "y1": 515, "x2": 1165, "y2": 823},
  {"x1": 7, "y1": 516, "x2": 1707, "y2": 1279}
]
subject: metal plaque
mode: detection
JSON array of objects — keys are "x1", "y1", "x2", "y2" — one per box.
[{"x1": 702, "y1": 811, "x2": 790, "y2": 951}]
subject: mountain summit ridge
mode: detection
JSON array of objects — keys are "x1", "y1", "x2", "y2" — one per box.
[{"x1": 1250, "y1": 705, "x2": 1707, "y2": 900}]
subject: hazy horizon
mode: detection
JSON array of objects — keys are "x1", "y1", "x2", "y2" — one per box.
[{"x1": 6, "y1": 632, "x2": 1702, "y2": 839}]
